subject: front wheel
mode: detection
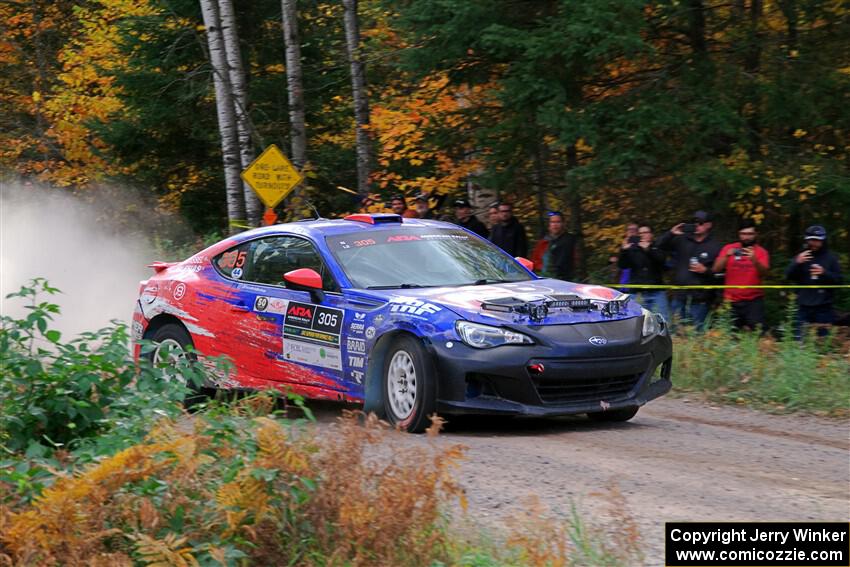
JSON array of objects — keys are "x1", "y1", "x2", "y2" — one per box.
[
  {"x1": 382, "y1": 335, "x2": 437, "y2": 433},
  {"x1": 146, "y1": 323, "x2": 209, "y2": 407},
  {"x1": 587, "y1": 406, "x2": 639, "y2": 422}
]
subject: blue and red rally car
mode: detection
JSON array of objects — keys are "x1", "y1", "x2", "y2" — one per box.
[{"x1": 133, "y1": 214, "x2": 672, "y2": 432}]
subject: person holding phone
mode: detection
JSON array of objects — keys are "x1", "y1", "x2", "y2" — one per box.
[
  {"x1": 618, "y1": 224, "x2": 669, "y2": 320},
  {"x1": 713, "y1": 219, "x2": 770, "y2": 332},
  {"x1": 657, "y1": 210, "x2": 722, "y2": 330},
  {"x1": 785, "y1": 225, "x2": 843, "y2": 338}
]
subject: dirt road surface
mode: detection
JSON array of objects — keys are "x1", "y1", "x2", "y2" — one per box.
[{"x1": 312, "y1": 398, "x2": 849, "y2": 566}]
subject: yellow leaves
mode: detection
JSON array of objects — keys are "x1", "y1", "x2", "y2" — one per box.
[
  {"x1": 133, "y1": 534, "x2": 199, "y2": 567},
  {"x1": 31, "y1": 90, "x2": 41, "y2": 103},
  {"x1": 793, "y1": 129, "x2": 807, "y2": 138}
]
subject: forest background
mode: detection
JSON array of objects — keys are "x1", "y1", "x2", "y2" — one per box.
[{"x1": 2, "y1": 0, "x2": 848, "y2": 309}]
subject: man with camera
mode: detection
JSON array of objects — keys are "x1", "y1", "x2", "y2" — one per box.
[
  {"x1": 618, "y1": 224, "x2": 668, "y2": 320},
  {"x1": 657, "y1": 210, "x2": 722, "y2": 330},
  {"x1": 712, "y1": 219, "x2": 770, "y2": 331},
  {"x1": 785, "y1": 225, "x2": 844, "y2": 338}
]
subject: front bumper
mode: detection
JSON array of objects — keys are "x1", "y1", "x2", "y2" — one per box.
[{"x1": 429, "y1": 317, "x2": 673, "y2": 417}]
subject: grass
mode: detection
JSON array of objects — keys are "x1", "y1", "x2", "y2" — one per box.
[{"x1": 671, "y1": 307, "x2": 850, "y2": 417}]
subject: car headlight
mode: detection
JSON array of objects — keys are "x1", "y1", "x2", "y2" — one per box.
[
  {"x1": 455, "y1": 321, "x2": 534, "y2": 348},
  {"x1": 641, "y1": 308, "x2": 666, "y2": 337}
]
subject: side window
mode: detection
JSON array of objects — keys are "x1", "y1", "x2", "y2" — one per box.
[{"x1": 214, "y1": 236, "x2": 338, "y2": 291}]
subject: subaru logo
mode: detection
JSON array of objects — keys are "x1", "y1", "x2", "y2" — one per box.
[{"x1": 588, "y1": 336, "x2": 608, "y2": 346}]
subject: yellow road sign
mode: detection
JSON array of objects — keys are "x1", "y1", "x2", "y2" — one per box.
[{"x1": 241, "y1": 144, "x2": 304, "y2": 208}]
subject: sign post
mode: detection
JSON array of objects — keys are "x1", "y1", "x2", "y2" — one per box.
[{"x1": 241, "y1": 144, "x2": 304, "y2": 225}]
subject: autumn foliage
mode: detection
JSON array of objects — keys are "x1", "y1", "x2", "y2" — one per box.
[{"x1": 0, "y1": 402, "x2": 466, "y2": 566}]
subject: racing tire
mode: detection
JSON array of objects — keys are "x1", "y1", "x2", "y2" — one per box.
[
  {"x1": 587, "y1": 406, "x2": 639, "y2": 422},
  {"x1": 146, "y1": 323, "x2": 209, "y2": 408},
  {"x1": 382, "y1": 335, "x2": 437, "y2": 433}
]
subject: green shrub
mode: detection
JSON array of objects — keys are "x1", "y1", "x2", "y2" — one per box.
[
  {"x1": 673, "y1": 305, "x2": 850, "y2": 415},
  {"x1": 0, "y1": 279, "x2": 207, "y2": 457}
]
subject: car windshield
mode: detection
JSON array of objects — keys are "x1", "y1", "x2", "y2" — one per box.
[{"x1": 326, "y1": 227, "x2": 533, "y2": 289}]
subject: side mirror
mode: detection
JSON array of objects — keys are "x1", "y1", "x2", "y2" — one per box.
[
  {"x1": 284, "y1": 268, "x2": 325, "y2": 303},
  {"x1": 515, "y1": 257, "x2": 534, "y2": 272}
]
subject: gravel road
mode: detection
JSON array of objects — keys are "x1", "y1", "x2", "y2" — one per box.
[{"x1": 312, "y1": 397, "x2": 849, "y2": 566}]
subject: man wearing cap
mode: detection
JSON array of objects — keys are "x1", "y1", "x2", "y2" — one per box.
[
  {"x1": 657, "y1": 210, "x2": 722, "y2": 330},
  {"x1": 413, "y1": 193, "x2": 436, "y2": 219},
  {"x1": 531, "y1": 212, "x2": 578, "y2": 280},
  {"x1": 389, "y1": 194, "x2": 418, "y2": 218},
  {"x1": 452, "y1": 199, "x2": 488, "y2": 237},
  {"x1": 713, "y1": 219, "x2": 770, "y2": 332},
  {"x1": 786, "y1": 225, "x2": 844, "y2": 338},
  {"x1": 489, "y1": 202, "x2": 528, "y2": 258}
]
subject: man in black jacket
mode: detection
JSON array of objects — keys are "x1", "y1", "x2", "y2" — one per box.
[
  {"x1": 786, "y1": 225, "x2": 844, "y2": 338},
  {"x1": 656, "y1": 210, "x2": 722, "y2": 330},
  {"x1": 452, "y1": 199, "x2": 488, "y2": 237},
  {"x1": 533, "y1": 212, "x2": 578, "y2": 281},
  {"x1": 618, "y1": 224, "x2": 668, "y2": 320},
  {"x1": 489, "y1": 202, "x2": 528, "y2": 258}
]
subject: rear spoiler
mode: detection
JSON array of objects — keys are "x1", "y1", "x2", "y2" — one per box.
[{"x1": 147, "y1": 261, "x2": 178, "y2": 273}]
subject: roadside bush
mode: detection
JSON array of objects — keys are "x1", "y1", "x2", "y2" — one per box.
[
  {"x1": 0, "y1": 279, "x2": 204, "y2": 457},
  {"x1": 0, "y1": 402, "x2": 465, "y2": 566},
  {"x1": 673, "y1": 306, "x2": 850, "y2": 416}
]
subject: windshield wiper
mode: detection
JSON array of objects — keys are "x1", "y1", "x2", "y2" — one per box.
[
  {"x1": 366, "y1": 283, "x2": 431, "y2": 290},
  {"x1": 471, "y1": 278, "x2": 514, "y2": 285}
]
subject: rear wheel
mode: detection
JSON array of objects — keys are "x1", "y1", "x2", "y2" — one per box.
[
  {"x1": 382, "y1": 335, "x2": 436, "y2": 433},
  {"x1": 587, "y1": 406, "x2": 639, "y2": 422},
  {"x1": 146, "y1": 323, "x2": 208, "y2": 407}
]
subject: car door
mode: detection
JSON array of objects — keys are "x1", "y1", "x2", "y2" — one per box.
[{"x1": 212, "y1": 234, "x2": 352, "y2": 396}]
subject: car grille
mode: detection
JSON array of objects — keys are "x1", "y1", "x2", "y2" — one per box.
[
  {"x1": 532, "y1": 373, "x2": 642, "y2": 404},
  {"x1": 528, "y1": 353, "x2": 650, "y2": 405}
]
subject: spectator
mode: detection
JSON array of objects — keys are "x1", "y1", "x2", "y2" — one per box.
[
  {"x1": 414, "y1": 193, "x2": 436, "y2": 219},
  {"x1": 489, "y1": 202, "x2": 528, "y2": 258},
  {"x1": 389, "y1": 194, "x2": 418, "y2": 218},
  {"x1": 617, "y1": 223, "x2": 639, "y2": 285},
  {"x1": 657, "y1": 210, "x2": 722, "y2": 330},
  {"x1": 618, "y1": 224, "x2": 669, "y2": 320},
  {"x1": 488, "y1": 203, "x2": 500, "y2": 228},
  {"x1": 531, "y1": 212, "x2": 578, "y2": 280},
  {"x1": 785, "y1": 225, "x2": 844, "y2": 338},
  {"x1": 453, "y1": 199, "x2": 488, "y2": 237},
  {"x1": 712, "y1": 219, "x2": 770, "y2": 332}
]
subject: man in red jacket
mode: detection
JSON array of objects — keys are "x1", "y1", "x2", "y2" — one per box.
[{"x1": 712, "y1": 219, "x2": 770, "y2": 331}]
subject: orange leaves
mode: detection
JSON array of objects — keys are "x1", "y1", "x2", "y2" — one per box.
[{"x1": 370, "y1": 72, "x2": 494, "y2": 195}]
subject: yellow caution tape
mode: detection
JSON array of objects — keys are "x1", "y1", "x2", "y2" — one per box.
[
  {"x1": 228, "y1": 219, "x2": 252, "y2": 229},
  {"x1": 603, "y1": 284, "x2": 850, "y2": 289}
]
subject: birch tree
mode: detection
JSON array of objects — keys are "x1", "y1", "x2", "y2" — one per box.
[
  {"x1": 200, "y1": 0, "x2": 245, "y2": 232},
  {"x1": 342, "y1": 0, "x2": 371, "y2": 195},
  {"x1": 281, "y1": 0, "x2": 306, "y2": 170},
  {"x1": 218, "y1": 0, "x2": 262, "y2": 226}
]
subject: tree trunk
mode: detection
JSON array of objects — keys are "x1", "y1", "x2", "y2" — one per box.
[
  {"x1": 565, "y1": 144, "x2": 585, "y2": 279},
  {"x1": 200, "y1": 0, "x2": 245, "y2": 233},
  {"x1": 533, "y1": 141, "x2": 548, "y2": 239},
  {"x1": 687, "y1": 0, "x2": 706, "y2": 56},
  {"x1": 218, "y1": 0, "x2": 261, "y2": 226},
  {"x1": 280, "y1": 0, "x2": 306, "y2": 171},
  {"x1": 342, "y1": 0, "x2": 371, "y2": 196}
]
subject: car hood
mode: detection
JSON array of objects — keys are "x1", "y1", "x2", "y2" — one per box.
[{"x1": 352, "y1": 279, "x2": 643, "y2": 326}]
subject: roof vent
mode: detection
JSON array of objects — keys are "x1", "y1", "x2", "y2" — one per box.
[{"x1": 343, "y1": 214, "x2": 403, "y2": 224}]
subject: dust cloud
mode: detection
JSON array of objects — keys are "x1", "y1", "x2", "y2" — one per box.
[{"x1": 1, "y1": 179, "x2": 187, "y2": 338}]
